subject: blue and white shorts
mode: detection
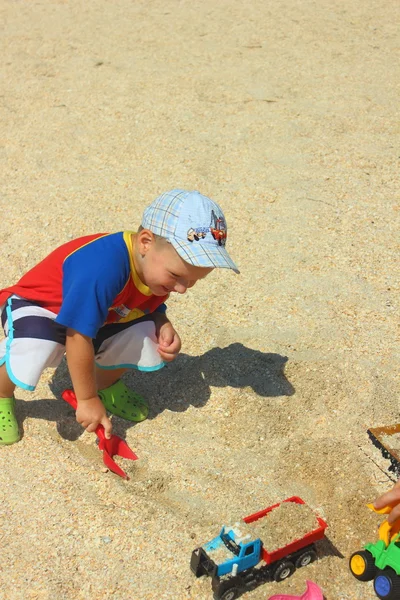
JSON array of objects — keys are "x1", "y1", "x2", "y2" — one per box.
[{"x1": 0, "y1": 296, "x2": 164, "y2": 391}]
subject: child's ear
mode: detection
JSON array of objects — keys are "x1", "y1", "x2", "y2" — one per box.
[{"x1": 137, "y1": 229, "x2": 155, "y2": 256}]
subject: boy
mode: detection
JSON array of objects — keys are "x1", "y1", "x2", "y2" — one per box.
[{"x1": 0, "y1": 189, "x2": 239, "y2": 445}]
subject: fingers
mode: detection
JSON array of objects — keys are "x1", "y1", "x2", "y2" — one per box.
[
  {"x1": 77, "y1": 417, "x2": 100, "y2": 432},
  {"x1": 374, "y1": 494, "x2": 392, "y2": 510},
  {"x1": 375, "y1": 485, "x2": 400, "y2": 509},
  {"x1": 374, "y1": 481, "x2": 400, "y2": 523},
  {"x1": 101, "y1": 415, "x2": 113, "y2": 439},
  {"x1": 158, "y1": 324, "x2": 181, "y2": 353},
  {"x1": 388, "y1": 504, "x2": 400, "y2": 524},
  {"x1": 159, "y1": 327, "x2": 174, "y2": 347},
  {"x1": 85, "y1": 421, "x2": 99, "y2": 433},
  {"x1": 158, "y1": 347, "x2": 178, "y2": 362},
  {"x1": 171, "y1": 333, "x2": 182, "y2": 354},
  {"x1": 75, "y1": 397, "x2": 112, "y2": 437},
  {"x1": 158, "y1": 333, "x2": 181, "y2": 359},
  {"x1": 76, "y1": 416, "x2": 113, "y2": 439}
]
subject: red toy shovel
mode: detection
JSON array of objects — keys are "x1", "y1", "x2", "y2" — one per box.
[{"x1": 61, "y1": 389, "x2": 138, "y2": 480}]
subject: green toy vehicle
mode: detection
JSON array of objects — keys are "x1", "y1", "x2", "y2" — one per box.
[{"x1": 350, "y1": 506, "x2": 400, "y2": 599}]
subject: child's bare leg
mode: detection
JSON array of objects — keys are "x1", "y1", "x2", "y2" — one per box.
[
  {"x1": 0, "y1": 364, "x2": 16, "y2": 398},
  {"x1": 0, "y1": 364, "x2": 20, "y2": 445},
  {"x1": 96, "y1": 367, "x2": 127, "y2": 391}
]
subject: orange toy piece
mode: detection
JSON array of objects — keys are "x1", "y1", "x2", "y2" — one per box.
[{"x1": 367, "y1": 503, "x2": 400, "y2": 546}]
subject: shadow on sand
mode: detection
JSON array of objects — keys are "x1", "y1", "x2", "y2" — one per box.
[{"x1": 15, "y1": 343, "x2": 295, "y2": 441}]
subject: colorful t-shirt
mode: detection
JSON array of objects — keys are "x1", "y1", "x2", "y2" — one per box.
[{"x1": 0, "y1": 232, "x2": 168, "y2": 338}]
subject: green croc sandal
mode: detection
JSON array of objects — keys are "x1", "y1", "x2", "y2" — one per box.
[
  {"x1": 98, "y1": 380, "x2": 149, "y2": 422},
  {"x1": 0, "y1": 397, "x2": 20, "y2": 445}
]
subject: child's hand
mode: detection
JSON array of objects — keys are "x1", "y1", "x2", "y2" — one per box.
[
  {"x1": 374, "y1": 480, "x2": 400, "y2": 523},
  {"x1": 155, "y1": 318, "x2": 181, "y2": 362},
  {"x1": 76, "y1": 395, "x2": 113, "y2": 439}
]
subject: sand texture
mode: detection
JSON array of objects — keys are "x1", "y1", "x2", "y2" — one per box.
[
  {"x1": 0, "y1": 0, "x2": 399, "y2": 599},
  {"x1": 244, "y1": 502, "x2": 320, "y2": 552}
]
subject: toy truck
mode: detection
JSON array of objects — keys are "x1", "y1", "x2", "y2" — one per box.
[
  {"x1": 349, "y1": 507, "x2": 400, "y2": 600},
  {"x1": 190, "y1": 496, "x2": 328, "y2": 600}
]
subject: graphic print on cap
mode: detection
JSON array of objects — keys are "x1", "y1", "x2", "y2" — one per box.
[
  {"x1": 186, "y1": 210, "x2": 227, "y2": 246},
  {"x1": 187, "y1": 228, "x2": 207, "y2": 242},
  {"x1": 210, "y1": 210, "x2": 227, "y2": 246}
]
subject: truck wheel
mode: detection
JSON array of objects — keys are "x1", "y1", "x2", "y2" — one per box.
[
  {"x1": 213, "y1": 576, "x2": 244, "y2": 600},
  {"x1": 349, "y1": 550, "x2": 377, "y2": 582},
  {"x1": 374, "y1": 569, "x2": 400, "y2": 600},
  {"x1": 273, "y1": 561, "x2": 295, "y2": 582},
  {"x1": 295, "y1": 549, "x2": 317, "y2": 569}
]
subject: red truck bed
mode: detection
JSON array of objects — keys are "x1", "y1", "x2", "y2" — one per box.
[{"x1": 243, "y1": 496, "x2": 328, "y2": 565}]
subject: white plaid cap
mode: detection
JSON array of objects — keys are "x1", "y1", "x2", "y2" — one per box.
[{"x1": 141, "y1": 189, "x2": 239, "y2": 273}]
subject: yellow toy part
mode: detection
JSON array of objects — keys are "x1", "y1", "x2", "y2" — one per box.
[
  {"x1": 378, "y1": 520, "x2": 396, "y2": 546},
  {"x1": 367, "y1": 503, "x2": 400, "y2": 545},
  {"x1": 367, "y1": 503, "x2": 393, "y2": 515},
  {"x1": 350, "y1": 552, "x2": 369, "y2": 576}
]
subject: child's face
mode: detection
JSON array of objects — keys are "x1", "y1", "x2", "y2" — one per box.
[{"x1": 135, "y1": 231, "x2": 213, "y2": 296}]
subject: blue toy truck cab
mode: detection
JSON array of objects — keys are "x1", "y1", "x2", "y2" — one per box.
[{"x1": 203, "y1": 527, "x2": 262, "y2": 577}]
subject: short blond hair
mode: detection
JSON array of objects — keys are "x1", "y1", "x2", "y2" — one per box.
[{"x1": 137, "y1": 225, "x2": 170, "y2": 246}]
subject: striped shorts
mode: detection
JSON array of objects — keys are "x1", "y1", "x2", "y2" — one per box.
[{"x1": 0, "y1": 296, "x2": 164, "y2": 391}]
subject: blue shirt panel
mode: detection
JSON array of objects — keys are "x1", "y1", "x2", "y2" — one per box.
[{"x1": 55, "y1": 233, "x2": 130, "y2": 338}]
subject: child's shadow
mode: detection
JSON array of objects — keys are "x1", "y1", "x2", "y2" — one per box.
[
  {"x1": 129, "y1": 342, "x2": 295, "y2": 416},
  {"x1": 19, "y1": 343, "x2": 295, "y2": 441}
]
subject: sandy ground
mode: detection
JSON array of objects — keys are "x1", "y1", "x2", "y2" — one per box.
[{"x1": 0, "y1": 0, "x2": 399, "y2": 598}]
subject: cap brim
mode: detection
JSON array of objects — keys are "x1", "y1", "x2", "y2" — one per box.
[{"x1": 169, "y1": 238, "x2": 240, "y2": 274}]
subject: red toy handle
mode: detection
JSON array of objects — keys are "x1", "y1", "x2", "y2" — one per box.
[
  {"x1": 61, "y1": 390, "x2": 107, "y2": 441},
  {"x1": 62, "y1": 389, "x2": 78, "y2": 410}
]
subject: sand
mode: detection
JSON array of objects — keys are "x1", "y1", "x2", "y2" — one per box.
[
  {"x1": 244, "y1": 502, "x2": 320, "y2": 552},
  {"x1": 0, "y1": 0, "x2": 399, "y2": 598}
]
